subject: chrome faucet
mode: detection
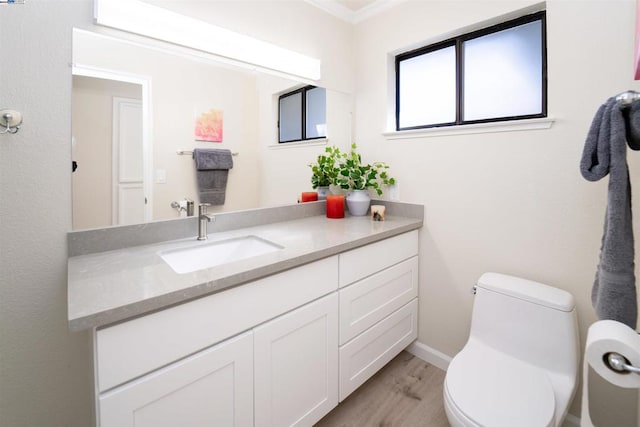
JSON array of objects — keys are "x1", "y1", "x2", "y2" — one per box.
[{"x1": 197, "y1": 203, "x2": 215, "y2": 240}]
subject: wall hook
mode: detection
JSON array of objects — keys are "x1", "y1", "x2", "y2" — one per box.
[
  {"x1": 615, "y1": 90, "x2": 640, "y2": 106},
  {"x1": 0, "y1": 109, "x2": 22, "y2": 134}
]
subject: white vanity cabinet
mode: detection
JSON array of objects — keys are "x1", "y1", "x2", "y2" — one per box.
[
  {"x1": 337, "y1": 230, "x2": 419, "y2": 401},
  {"x1": 92, "y1": 230, "x2": 420, "y2": 427},
  {"x1": 94, "y1": 256, "x2": 339, "y2": 427}
]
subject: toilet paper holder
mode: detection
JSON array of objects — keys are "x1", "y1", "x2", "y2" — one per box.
[{"x1": 605, "y1": 352, "x2": 640, "y2": 375}]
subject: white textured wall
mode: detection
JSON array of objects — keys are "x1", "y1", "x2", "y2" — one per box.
[
  {"x1": 353, "y1": 0, "x2": 640, "y2": 418},
  {"x1": 0, "y1": 1, "x2": 95, "y2": 426}
]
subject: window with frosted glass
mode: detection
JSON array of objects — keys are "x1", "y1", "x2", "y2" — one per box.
[
  {"x1": 398, "y1": 45, "x2": 456, "y2": 128},
  {"x1": 463, "y1": 20, "x2": 542, "y2": 121},
  {"x1": 306, "y1": 87, "x2": 327, "y2": 138},
  {"x1": 278, "y1": 86, "x2": 326, "y2": 143},
  {"x1": 279, "y1": 92, "x2": 302, "y2": 142},
  {"x1": 395, "y1": 11, "x2": 546, "y2": 130}
]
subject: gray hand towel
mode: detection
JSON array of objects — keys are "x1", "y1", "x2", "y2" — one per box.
[
  {"x1": 580, "y1": 97, "x2": 638, "y2": 329},
  {"x1": 625, "y1": 101, "x2": 640, "y2": 150},
  {"x1": 193, "y1": 148, "x2": 233, "y2": 206}
]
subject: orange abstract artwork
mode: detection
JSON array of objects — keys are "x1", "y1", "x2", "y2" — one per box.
[{"x1": 195, "y1": 109, "x2": 223, "y2": 142}]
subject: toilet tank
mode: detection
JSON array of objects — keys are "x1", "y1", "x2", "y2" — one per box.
[{"x1": 471, "y1": 272, "x2": 579, "y2": 376}]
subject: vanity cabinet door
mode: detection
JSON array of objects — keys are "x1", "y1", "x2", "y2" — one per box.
[
  {"x1": 254, "y1": 293, "x2": 339, "y2": 427},
  {"x1": 99, "y1": 331, "x2": 253, "y2": 427}
]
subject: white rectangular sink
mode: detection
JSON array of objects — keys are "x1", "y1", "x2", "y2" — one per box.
[{"x1": 160, "y1": 235, "x2": 283, "y2": 274}]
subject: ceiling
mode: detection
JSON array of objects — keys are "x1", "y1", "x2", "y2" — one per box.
[
  {"x1": 305, "y1": 0, "x2": 405, "y2": 23},
  {"x1": 337, "y1": 0, "x2": 380, "y2": 12}
]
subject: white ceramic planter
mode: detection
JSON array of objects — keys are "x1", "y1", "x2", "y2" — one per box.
[{"x1": 346, "y1": 189, "x2": 371, "y2": 216}]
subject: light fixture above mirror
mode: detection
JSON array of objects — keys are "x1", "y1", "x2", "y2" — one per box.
[{"x1": 94, "y1": 0, "x2": 322, "y2": 80}]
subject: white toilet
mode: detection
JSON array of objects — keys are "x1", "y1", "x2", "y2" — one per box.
[{"x1": 444, "y1": 272, "x2": 579, "y2": 427}]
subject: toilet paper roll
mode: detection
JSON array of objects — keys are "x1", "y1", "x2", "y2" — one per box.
[{"x1": 585, "y1": 319, "x2": 640, "y2": 388}]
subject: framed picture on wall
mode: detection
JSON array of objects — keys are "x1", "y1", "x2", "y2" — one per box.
[{"x1": 195, "y1": 108, "x2": 224, "y2": 142}]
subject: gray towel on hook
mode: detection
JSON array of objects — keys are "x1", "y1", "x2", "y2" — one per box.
[
  {"x1": 625, "y1": 101, "x2": 640, "y2": 149},
  {"x1": 193, "y1": 148, "x2": 233, "y2": 205},
  {"x1": 580, "y1": 97, "x2": 639, "y2": 329}
]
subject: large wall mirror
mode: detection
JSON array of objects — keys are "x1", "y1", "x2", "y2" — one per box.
[{"x1": 71, "y1": 27, "x2": 353, "y2": 230}]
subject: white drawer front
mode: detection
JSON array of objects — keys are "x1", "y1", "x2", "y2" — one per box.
[
  {"x1": 338, "y1": 299, "x2": 418, "y2": 401},
  {"x1": 339, "y1": 230, "x2": 418, "y2": 287},
  {"x1": 96, "y1": 256, "x2": 338, "y2": 392},
  {"x1": 339, "y1": 256, "x2": 418, "y2": 345}
]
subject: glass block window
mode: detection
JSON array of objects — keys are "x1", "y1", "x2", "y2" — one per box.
[{"x1": 396, "y1": 11, "x2": 546, "y2": 130}]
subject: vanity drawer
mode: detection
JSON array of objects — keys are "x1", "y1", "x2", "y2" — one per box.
[
  {"x1": 339, "y1": 256, "x2": 418, "y2": 345},
  {"x1": 339, "y1": 230, "x2": 418, "y2": 287},
  {"x1": 339, "y1": 299, "x2": 418, "y2": 401},
  {"x1": 96, "y1": 256, "x2": 339, "y2": 392}
]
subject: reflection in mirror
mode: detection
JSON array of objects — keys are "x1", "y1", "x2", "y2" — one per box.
[
  {"x1": 71, "y1": 29, "x2": 353, "y2": 230},
  {"x1": 72, "y1": 74, "x2": 145, "y2": 229},
  {"x1": 278, "y1": 85, "x2": 327, "y2": 143}
]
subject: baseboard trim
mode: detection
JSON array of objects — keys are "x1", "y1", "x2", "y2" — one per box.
[{"x1": 405, "y1": 340, "x2": 452, "y2": 371}]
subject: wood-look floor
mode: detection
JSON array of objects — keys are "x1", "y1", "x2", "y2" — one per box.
[{"x1": 315, "y1": 351, "x2": 450, "y2": 427}]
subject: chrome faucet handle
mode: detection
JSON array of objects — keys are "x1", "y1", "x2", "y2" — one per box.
[
  {"x1": 197, "y1": 203, "x2": 215, "y2": 240},
  {"x1": 199, "y1": 203, "x2": 214, "y2": 221}
]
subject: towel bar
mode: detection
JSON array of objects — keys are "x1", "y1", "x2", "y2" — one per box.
[{"x1": 177, "y1": 150, "x2": 238, "y2": 156}]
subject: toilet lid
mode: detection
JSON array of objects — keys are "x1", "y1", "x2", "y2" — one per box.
[{"x1": 445, "y1": 342, "x2": 556, "y2": 427}]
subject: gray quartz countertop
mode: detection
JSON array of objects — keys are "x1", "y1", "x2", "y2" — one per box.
[{"x1": 68, "y1": 211, "x2": 422, "y2": 331}]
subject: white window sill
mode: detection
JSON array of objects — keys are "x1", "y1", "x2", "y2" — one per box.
[
  {"x1": 383, "y1": 117, "x2": 555, "y2": 140},
  {"x1": 268, "y1": 138, "x2": 328, "y2": 150}
]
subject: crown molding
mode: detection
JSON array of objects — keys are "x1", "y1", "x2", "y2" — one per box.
[
  {"x1": 304, "y1": 0, "x2": 408, "y2": 24},
  {"x1": 352, "y1": 0, "x2": 409, "y2": 24},
  {"x1": 303, "y1": 0, "x2": 355, "y2": 22}
]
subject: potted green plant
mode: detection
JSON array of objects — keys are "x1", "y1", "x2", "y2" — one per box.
[
  {"x1": 308, "y1": 145, "x2": 342, "y2": 199},
  {"x1": 335, "y1": 143, "x2": 396, "y2": 216}
]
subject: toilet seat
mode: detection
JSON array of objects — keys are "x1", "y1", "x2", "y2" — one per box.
[{"x1": 444, "y1": 340, "x2": 556, "y2": 427}]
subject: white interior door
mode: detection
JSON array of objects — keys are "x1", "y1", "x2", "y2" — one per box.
[{"x1": 113, "y1": 97, "x2": 145, "y2": 225}]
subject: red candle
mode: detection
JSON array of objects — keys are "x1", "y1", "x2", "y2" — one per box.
[
  {"x1": 326, "y1": 195, "x2": 345, "y2": 219},
  {"x1": 301, "y1": 192, "x2": 318, "y2": 202}
]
